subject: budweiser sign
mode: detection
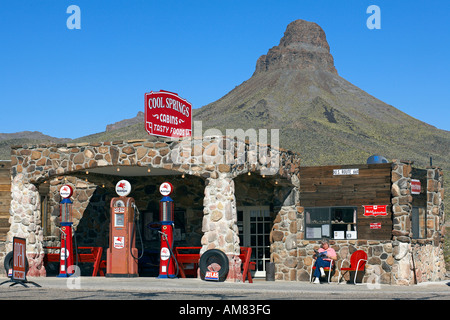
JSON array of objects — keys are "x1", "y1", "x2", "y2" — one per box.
[
  {"x1": 363, "y1": 205, "x2": 388, "y2": 217},
  {"x1": 145, "y1": 90, "x2": 192, "y2": 138}
]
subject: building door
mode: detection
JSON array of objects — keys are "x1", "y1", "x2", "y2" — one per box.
[{"x1": 237, "y1": 206, "x2": 271, "y2": 278}]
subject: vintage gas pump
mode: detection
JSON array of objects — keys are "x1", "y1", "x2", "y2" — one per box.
[
  {"x1": 158, "y1": 182, "x2": 177, "y2": 278},
  {"x1": 58, "y1": 185, "x2": 75, "y2": 277},
  {"x1": 106, "y1": 180, "x2": 139, "y2": 277}
]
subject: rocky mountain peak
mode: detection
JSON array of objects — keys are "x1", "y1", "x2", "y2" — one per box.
[
  {"x1": 254, "y1": 19, "x2": 337, "y2": 75},
  {"x1": 106, "y1": 111, "x2": 144, "y2": 132}
]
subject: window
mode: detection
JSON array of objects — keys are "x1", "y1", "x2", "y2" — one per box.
[
  {"x1": 305, "y1": 207, "x2": 357, "y2": 240},
  {"x1": 411, "y1": 206, "x2": 426, "y2": 239}
]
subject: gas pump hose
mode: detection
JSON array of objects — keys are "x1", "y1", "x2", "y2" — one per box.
[
  {"x1": 159, "y1": 231, "x2": 180, "y2": 279},
  {"x1": 130, "y1": 203, "x2": 145, "y2": 261}
]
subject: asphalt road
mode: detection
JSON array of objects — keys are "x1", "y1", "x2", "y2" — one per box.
[{"x1": 0, "y1": 276, "x2": 448, "y2": 301}]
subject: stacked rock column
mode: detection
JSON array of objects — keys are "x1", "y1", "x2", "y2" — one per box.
[
  {"x1": 390, "y1": 160, "x2": 414, "y2": 285},
  {"x1": 270, "y1": 205, "x2": 301, "y2": 281},
  {"x1": 427, "y1": 166, "x2": 445, "y2": 245},
  {"x1": 8, "y1": 174, "x2": 46, "y2": 276},
  {"x1": 201, "y1": 172, "x2": 241, "y2": 282}
]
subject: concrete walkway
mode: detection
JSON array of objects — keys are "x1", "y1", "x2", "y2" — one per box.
[{"x1": 0, "y1": 276, "x2": 448, "y2": 300}]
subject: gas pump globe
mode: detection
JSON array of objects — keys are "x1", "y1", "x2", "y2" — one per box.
[
  {"x1": 58, "y1": 185, "x2": 75, "y2": 277},
  {"x1": 158, "y1": 182, "x2": 176, "y2": 278}
]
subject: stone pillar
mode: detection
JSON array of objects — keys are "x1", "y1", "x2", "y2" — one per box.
[
  {"x1": 426, "y1": 166, "x2": 445, "y2": 244},
  {"x1": 201, "y1": 173, "x2": 241, "y2": 281},
  {"x1": 391, "y1": 160, "x2": 414, "y2": 285},
  {"x1": 270, "y1": 205, "x2": 302, "y2": 281},
  {"x1": 8, "y1": 174, "x2": 46, "y2": 276}
]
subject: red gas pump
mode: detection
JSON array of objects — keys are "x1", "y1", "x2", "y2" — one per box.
[
  {"x1": 106, "y1": 180, "x2": 139, "y2": 277},
  {"x1": 158, "y1": 182, "x2": 177, "y2": 278},
  {"x1": 58, "y1": 185, "x2": 74, "y2": 277}
]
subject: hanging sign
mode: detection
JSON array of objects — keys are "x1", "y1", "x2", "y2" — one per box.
[
  {"x1": 145, "y1": 90, "x2": 192, "y2": 138},
  {"x1": 411, "y1": 179, "x2": 421, "y2": 195},
  {"x1": 363, "y1": 205, "x2": 388, "y2": 217}
]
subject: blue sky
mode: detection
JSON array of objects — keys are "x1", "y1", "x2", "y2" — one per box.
[{"x1": 0, "y1": 0, "x2": 449, "y2": 139}]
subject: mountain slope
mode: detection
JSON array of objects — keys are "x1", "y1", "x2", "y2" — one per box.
[
  {"x1": 193, "y1": 19, "x2": 449, "y2": 169},
  {"x1": 0, "y1": 132, "x2": 71, "y2": 160}
]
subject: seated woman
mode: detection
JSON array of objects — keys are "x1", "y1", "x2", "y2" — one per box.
[{"x1": 312, "y1": 239, "x2": 337, "y2": 283}]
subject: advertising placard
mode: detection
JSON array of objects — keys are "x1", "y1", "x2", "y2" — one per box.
[
  {"x1": 205, "y1": 271, "x2": 219, "y2": 281},
  {"x1": 159, "y1": 182, "x2": 174, "y2": 196},
  {"x1": 113, "y1": 236, "x2": 125, "y2": 249},
  {"x1": 145, "y1": 90, "x2": 192, "y2": 138},
  {"x1": 411, "y1": 179, "x2": 421, "y2": 195},
  {"x1": 59, "y1": 185, "x2": 73, "y2": 198},
  {"x1": 115, "y1": 180, "x2": 131, "y2": 197},
  {"x1": 363, "y1": 205, "x2": 388, "y2": 217},
  {"x1": 12, "y1": 237, "x2": 27, "y2": 282},
  {"x1": 370, "y1": 222, "x2": 382, "y2": 229}
]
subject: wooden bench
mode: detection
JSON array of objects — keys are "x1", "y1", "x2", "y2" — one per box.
[
  {"x1": 174, "y1": 246, "x2": 256, "y2": 282},
  {"x1": 44, "y1": 246, "x2": 103, "y2": 277}
]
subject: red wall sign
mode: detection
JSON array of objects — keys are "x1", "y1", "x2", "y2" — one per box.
[
  {"x1": 145, "y1": 90, "x2": 192, "y2": 138},
  {"x1": 363, "y1": 205, "x2": 388, "y2": 217},
  {"x1": 411, "y1": 179, "x2": 421, "y2": 195},
  {"x1": 370, "y1": 223, "x2": 382, "y2": 229}
]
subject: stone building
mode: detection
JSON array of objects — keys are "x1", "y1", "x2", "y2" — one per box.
[
  {"x1": 7, "y1": 135, "x2": 300, "y2": 280},
  {"x1": 4, "y1": 136, "x2": 446, "y2": 285},
  {"x1": 272, "y1": 160, "x2": 446, "y2": 285}
]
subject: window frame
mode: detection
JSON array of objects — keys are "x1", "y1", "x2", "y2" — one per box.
[
  {"x1": 304, "y1": 206, "x2": 357, "y2": 240},
  {"x1": 411, "y1": 206, "x2": 427, "y2": 239}
]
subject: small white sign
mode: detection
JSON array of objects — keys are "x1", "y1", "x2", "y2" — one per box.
[
  {"x1": 160, "y1": 247, "x2": 170, "y2": 261},
  {"x1": 60, "y1": 248, "x2": 69, "y2": 260},
  {"x1": 60, "y1": 185, "x2": 73, "y2": 198},
  {"x1": 346, "y1": 231, "x2": 357, "y2": 239},
  {"x1": 159, "y1": 182, "x2": 173, "y2": 196},
  {"x1": 115, "y1": 180, "x2": 131, "y2": 197},
  {"x1": 114, "y1": 236, "x2": 125, "y2": 249},
  {"x1": 334, "y1": 231, "x2": 345, "y2": 239},
  {"x1": 333, "y1": 168, "x2": 359, "y2": 176}
]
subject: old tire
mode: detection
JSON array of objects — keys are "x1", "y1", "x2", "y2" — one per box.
[{"x1": 199, "y1": 249, "x2": 229, "y2": 282}]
